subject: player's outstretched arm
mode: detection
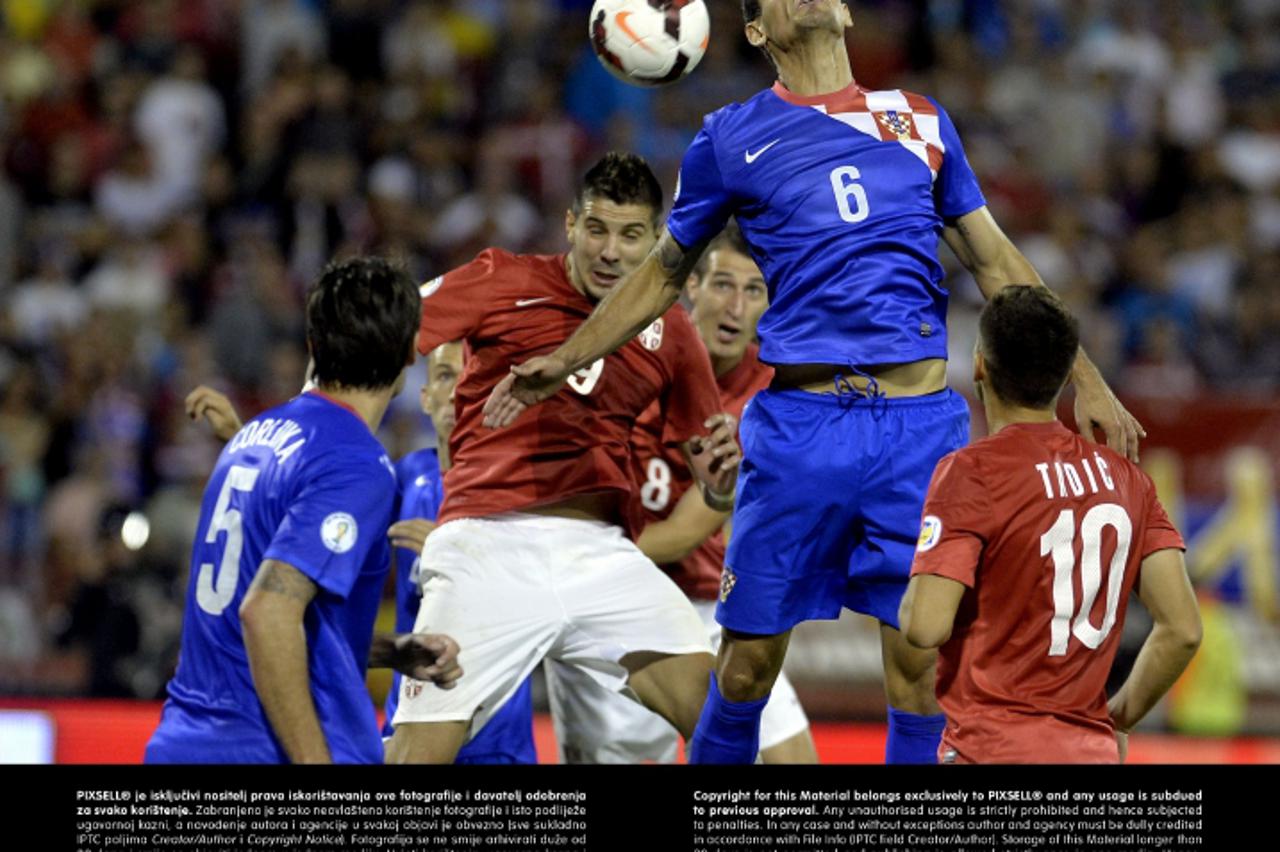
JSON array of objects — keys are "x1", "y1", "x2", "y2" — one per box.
[
  {"x1": 637, "y1": 483, "x2": 730, "y2": 564},
  {"x1": 368, "y1": 633, "x2": 463, "y2": 688},
  {"x1": 239, "y1": 559, "x2": 330, "y2": 763},
  {"x1": 898, "y1": 574, "x2": 967, "y2": 650},
  {"x1": 680, "y1": 412, "x2": 742, "y2": 512},
  {"x1": 1107, "y1": 548, "x2": 1202, "y2": 738},
  {"x1": 185, "y1": 385, "x2": 244, "y2": 442},
  {"x1": 942, "y1": 207, "x2": 1145, "y2": 462},
  {"x1": 483, "y1": 230, "x2": 705, "y2": 428}
]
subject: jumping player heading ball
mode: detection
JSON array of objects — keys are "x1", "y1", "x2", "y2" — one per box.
[{"x1": 486, "y1": 0, "x2": 1144, "y2": 765}]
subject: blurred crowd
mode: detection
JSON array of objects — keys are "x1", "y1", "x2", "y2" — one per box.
[{"x1": 0, "y1": 0, "x2": 1277, "y2": 699}]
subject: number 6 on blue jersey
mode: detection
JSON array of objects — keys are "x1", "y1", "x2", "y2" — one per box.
[{"x1": 830, "y1": 166, "x2": 870, "y2": 224}]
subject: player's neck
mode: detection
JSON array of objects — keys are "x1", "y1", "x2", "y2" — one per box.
[
  {"x1": 436, "y1": 434, "x2": 452, "y2": 471},
  {"x1": 313, "y1": 384, "x2": 392, "y2": 434},
  {"x1": 711, "y1": 351, "x2": 743, "y2": 379},
  {"x1": 772, "y1": 37, "x2": 854, "y2": 96},
  {"x1": 984, "y1": 397, "x2": 1058, "y2": 436}
]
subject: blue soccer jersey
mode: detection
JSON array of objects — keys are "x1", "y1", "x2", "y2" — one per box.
[
  {"x1": 384, "y1": 448, "x2": 537, "y2": 764},
  {"x1": 146, "y1": 392, "x2": 396, "y2": 764},
  {"x1": 666, "y1": 81, "x2": 986, "y2": 368},
  {"x1": 382, "y1": 448, "x2": 443, "y2": 736}
]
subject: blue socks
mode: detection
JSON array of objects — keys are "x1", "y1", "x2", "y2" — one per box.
[
  {"x1": 885, "y1": 706, "x2": 946, "y2": 764},
  {"x1": 689, "y1": 672, "x2": 768, "y2": 764}
]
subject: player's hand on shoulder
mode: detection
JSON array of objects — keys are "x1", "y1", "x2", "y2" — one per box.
[
  {"x1": 1072, "y1": 376, "x2": 1145, "y2": 464},
  {"x1": 185, "y1": 384, "x2": 244, "y2": 443},
  {"x1": 388, "y1": 518, "x2": 437, "y2": 554},
  {"x1": 482, "y1": 355, "x2": 571, "y2": 429},
  {"x1": 393, "y1": 633, "x2": 463, "y2": 688},
  {"x1": 688, "y1": 413, "x2": 742, "y2": 506}
]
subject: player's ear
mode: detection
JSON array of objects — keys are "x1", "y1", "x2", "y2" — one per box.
[
  {"x1": 745, "y1": 19, "x2": 766, "y2": 49},
  {"x1": 972, "y1": 349, "x2": 987, "y2": 385},
  {"x1": 564, "y1": 208, "x2": 576, "y2": 242},
  {"x1": 685, "y1": 273, "x2": 700, "y2": 304},
  {"x1": 409, "y1": 333, "x2": 420, "y2": 367}
]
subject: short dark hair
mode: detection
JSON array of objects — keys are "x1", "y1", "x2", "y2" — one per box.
[
  {"x1": 978, "y1": 286, "x2": 1080, "y2": 409},
  {"x1": 696, "y1": 219, "x2": 752, "y2": 277},
  {"x1": 573, "y1": 151, "x2": 664, "y2": 222},
  {"x1": 306, "y1": 257, "x2": 419, "y2": 391},
  {"x1": 745, "y1": 1, "x2": 849, "y2": 25}
]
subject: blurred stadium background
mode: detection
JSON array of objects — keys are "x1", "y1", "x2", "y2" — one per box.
[{"x1": 1, "y1": 0, "x2": 1278, "y2": 764}]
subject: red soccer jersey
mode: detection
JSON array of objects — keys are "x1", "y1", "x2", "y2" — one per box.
[
  {"x1": 910, "y1": 420, "x2": 1184, "y2": 764},
  {"x1": 630, "y1": 343, "x2": 773, "y2": 599},
  {"x1": 418, "y1": 248, "x2": 720, "y2": 532}
]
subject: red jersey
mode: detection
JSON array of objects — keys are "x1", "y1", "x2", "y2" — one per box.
[
  {"x1": 630, "y1": 344, "x2": 773, "y2": 599},
  {"x1": 910, "y1": 421, "x2": 1184, "y2": 764},
  {"x1": 418, "y1": 249, "x2": 720, "y2": 532}
]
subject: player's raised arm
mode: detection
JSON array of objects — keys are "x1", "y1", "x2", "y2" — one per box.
[
  {"x1": 636, "y1": 408, "x2": 740, "y2": 564},
  {"x1": 238, "y1": 559, "x2": 329, "y2": 763},
  {"x1": 942, "y1": 207, "x2": 1145, "y2": 462},
  {"x1": 941, "y1": 207, "x2": 1045, "y2": 296},
  {"x1": 185, "y1": 385, "x2": 244, "y2": 442},
  {"x1": 483, "y1": 229, "x2": 704, "y2": 428}
]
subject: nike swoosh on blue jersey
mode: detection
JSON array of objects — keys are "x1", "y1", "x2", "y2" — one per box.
[{"x1": 745, "y1": 139, "x2": 782, "y2": 164}]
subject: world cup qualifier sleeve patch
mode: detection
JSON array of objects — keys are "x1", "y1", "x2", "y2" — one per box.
[
  {"x1": 321, "y1": 512, "x2": 359, "y2": 554},
  {"x1": 916, "y1": 515, "x2": 942, "y2": 553}
]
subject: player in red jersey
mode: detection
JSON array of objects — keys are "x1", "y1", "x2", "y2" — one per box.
[
  {"x1": 547, "y1": 224, "x2": 818, "y2": 763},
  {"x1": 385, "y1": 153, "x2": 741, "y2": 764},
  {"x1": 900, "y1": 286, "x2": 1202, "y2": 763}
]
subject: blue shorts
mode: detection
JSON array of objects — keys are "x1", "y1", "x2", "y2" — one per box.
[{"x1": 719, "y1": 387, "x2": 970, "y2": 634}]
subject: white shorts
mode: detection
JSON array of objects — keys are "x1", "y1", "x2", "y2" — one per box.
[
  {"x1": 392, "y1": 513, "x2": 710, "y2": 740},
  {"x1": 546, "y1": 599, "x2": 811, "y2": 763}
]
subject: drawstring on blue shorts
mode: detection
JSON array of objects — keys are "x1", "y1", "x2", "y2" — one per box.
[{"x1": 833, "y1": 366, "x2": 888, "y2": 418}]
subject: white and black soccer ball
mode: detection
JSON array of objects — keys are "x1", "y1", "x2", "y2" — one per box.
[{"x1": 589, "y1": 0, "x2": 710, "y2": 88}]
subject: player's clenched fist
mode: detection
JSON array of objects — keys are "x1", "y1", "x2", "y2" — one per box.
[
  {"x1": 391, "y1": 634, "x2": 463, "y2": 689},
  {"x1": 687, "y1": 413, "x2": 741, "y2": 510}
]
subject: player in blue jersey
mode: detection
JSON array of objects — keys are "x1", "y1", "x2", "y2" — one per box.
[
  {"x1": 485, "y1": 0, "x2": 1144, "y2": 764},
  {"x1": 180, "y1": 342, "x2": 536, "y2": 764},
  {"x1": 383, "y1": 341, "x2": 537, "y2": 763},
  {"x1": 146, "y1": 258, "x2": 462, "y2": 764}
]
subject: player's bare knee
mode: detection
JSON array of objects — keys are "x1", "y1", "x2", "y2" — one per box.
[{"x1": 715, "y1": 643, "x2": 781, "y2": 702}]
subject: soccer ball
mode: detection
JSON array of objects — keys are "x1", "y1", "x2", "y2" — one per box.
[{"x1": 589, "y1": 0, "x2": 710, "y2": 88}]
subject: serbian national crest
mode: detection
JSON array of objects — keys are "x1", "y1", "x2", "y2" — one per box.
[
  {"x1": 719, "y1": 567, "x2": 737, "y2": 603},
  {"x1": 639, "y1": 318, "x2": 665, "y2": 351},
  {"x1": 875, "y1": 110, "x2": 915, "y2": 142}
]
